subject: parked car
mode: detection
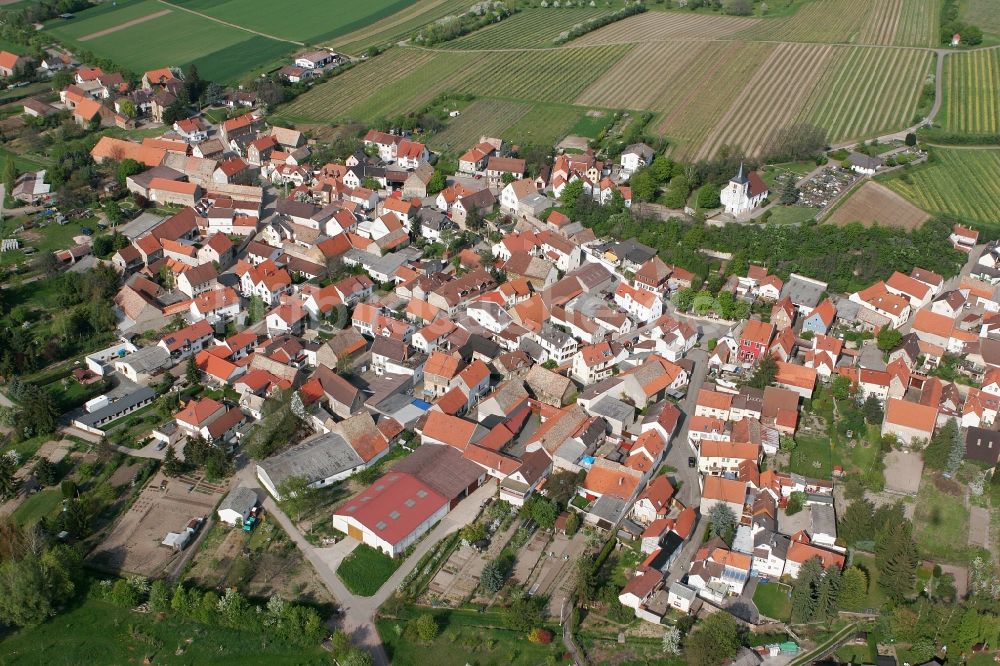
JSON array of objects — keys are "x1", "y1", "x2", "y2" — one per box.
[
  {"x1": 80, "y1": 226, "x2": 93, "y2": 235},
  {"x1": 687, "y1": 456, "x2": 697, "y2": 468}
]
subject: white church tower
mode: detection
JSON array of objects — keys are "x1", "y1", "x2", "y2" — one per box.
[{"x1": 720, "y1": 163, "x2": 768, "y2": 217}]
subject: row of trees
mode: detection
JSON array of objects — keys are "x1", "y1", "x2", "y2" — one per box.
[{"x1": 838, "y1": 500, "x2": 920, "y2": 602}]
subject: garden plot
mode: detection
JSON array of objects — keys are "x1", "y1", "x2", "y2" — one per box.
[{"x1": 87, "y1": 471, "x2": 225, "y2": 577}]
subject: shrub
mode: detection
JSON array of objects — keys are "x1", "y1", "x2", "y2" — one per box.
[{"x1": 528, "y1": 627, "x2": 553, "y2": 644}]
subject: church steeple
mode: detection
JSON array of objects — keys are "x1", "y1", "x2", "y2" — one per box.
[{"x1": 732, "y1": 162, "x2": 748, "y2": 185}]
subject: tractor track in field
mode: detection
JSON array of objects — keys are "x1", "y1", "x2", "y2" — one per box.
[{"x1": 155, "y1": 0, "x2": 305, "y2": 45}]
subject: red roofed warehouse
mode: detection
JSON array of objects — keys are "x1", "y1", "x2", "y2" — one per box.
[{"x1": 332, "y1": 472, "x2": 449, "y2": 557}]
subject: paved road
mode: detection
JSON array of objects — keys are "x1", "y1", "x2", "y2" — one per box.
[{"x1": 231, "y1": 463, "x2": 497, "y2": 666}]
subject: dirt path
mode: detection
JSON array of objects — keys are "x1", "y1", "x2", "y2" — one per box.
[
  {"x1": 154, "y1": 0, "x2": 305, "y2": 46},
  {"x1": 79, "y1": 9, "x2": 172, "y2": 41}
]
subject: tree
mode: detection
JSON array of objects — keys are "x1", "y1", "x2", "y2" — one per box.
[
  {"x1": 406, "y1": 613, "x2": 439, "y2": 642},
  {"x1": 119, "y1": 98, "x2": 136, "y2": 119},
  {"x1": 3, "y1": 158, "x2": 16, "y2": 199},
  {"x1": 247, "y1": 295, "x2": 265, "y2": 323},
  {"x1": 565, "y1": 512, "x2": 580, "y2": 535},
  {"x1": 0, "y1": 544, "x2": 80, "y2": 627},
  {"x1": 0, "y1": 453, "x2": 19, "y2": 501},
  {"x1": 905, "y1": 132, "x2": 917, "y2": 147},
  {"x1": 528, "y1": 627, "x2": 553, "y2": 644},
  {"x1": 662, "y1": 175, "x2": 690, "y2": 209},
  {"x1": 875, "y1": 519, "x2": 918, "y2": 602},
  {"x1": 163, "y1": 444, "x2": 184, "y2": 477},
  {"x1": 876, "y1": 327, "x2": 902, "y2": 352},
  {"x1": 662, "y1": 626, "x2": 681, "y2": 655},
  {"x1": 185, "y1": 354, "x2": 199, "y2": 384},
  {"x1": 779, "y1": 178, "x2": 799, "y2": 205},
  {"x1": 426, "y1": 170, "x2": 446, "y2": 194},
  {"x1": 838, "y1": 498, "x2": 875, "y2": 545},
  {"x1": 924, "y1": 418, "x2": 958, "y2": 470},
  {"x1": 946, "y1": 415, "x2": 965, "y2": 472},
  {"x1": 725, "y1": 0, "x2": 752, "y2": 15},
  {"x1": 838, "y1": 566, "x2": 868, "y2": 611},
  {"x1": 630, "y1": 169, "x2": 657, "y2": 202},
  {"x1": 683, "y1": 611, "x2": 741, "y2": 666},
  {"x1": 481, "y1": 558, "x2": 509, "y2": 594},
  {"x1": 276, "y1": 475, "x2": 319, "y2": 519},
  {"x1": 32, "y1": 459, "x2": 57, "y2": 486},
  {"x1": 815, "y1": 565, "x2": 841, "y2": 621},
  {"x1": 528, "y1": 496, "x2": 558, "y2": 529},
  {"x1": 747, "y1": 354, "x2": 778, "y2": 389},
  {"x1": 184, "y1": 63, "x2": 205, "y2": 103},
  {"x1": 790, "y1": 556, "x2": 824, "y2": 623},
  {"x1": 673, "y1": 287, "x2": 695, "y2": 312},
  {"x1": 708, "y1": 502, "x2": 737, "y2": 545},
  {"x1": 785, "y1": 491, "x2": 806, "y2": 515},
  {"x1": 560, "y1": 179, "x2": 584, "y2": 209},
  {"x1": 341, "y1": 650, "x2": 375, "y2": 666},
  {"x1": 502, "y1": 591, "x2": 543, "y2": 632},
  {"x1": 696, "y1": 184, "x2": 721, "y2": 209},
  {"x1": 862, "y1": 394, "x2": 883, "y2": 424},
  {"x1": 117, "y1": 159, "x2": 144, "y2": 188},
  {"x1": 831, "y1": 374, "x2": 852, "y2": 400},
  {"x1": 103, "y1": 199, "x2": 123, "y2": 226}
]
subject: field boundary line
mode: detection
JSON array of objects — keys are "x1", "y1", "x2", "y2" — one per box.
[
  {"x1": 78, "y1": 8, "x2": 172, "y2": 42},
  {"x1": 155, "y1": 0, "x2": 305, "y2": 46}
]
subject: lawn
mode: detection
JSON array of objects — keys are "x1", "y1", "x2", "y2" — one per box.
[
  {"x1": 45, "y1": 0, "x2": 294, "y2": 82},
  {"x1": 10, "y1": 488, "x2": 63, "y2": 526},
  {"x1": 0, "y1": 595, "x2": 329, "y2": 665},
  {"x1": 850, "y1": 553, "x2": 888, "y2": 610},
  {"x1": 752, "y1": 582, "x2": 792, "y2": 621},
  {"x1": 788, "y1": 434, "x2": 834, "y2": 479},
  {"x1": 568, "y1": 111, "x2": 615, "y2": 139},
  {"x1": 336, "y1": 544, "x2": 401, "y2": 596},
  {"x1": 377, "y1": 607, "x2": 563, "y2": 666},
  {"x1": 765, "y1": 205, "x2": 820, "y2": 225},
  {"x1": 913, "y1": 477, "x2": 972, "y2": 563}
]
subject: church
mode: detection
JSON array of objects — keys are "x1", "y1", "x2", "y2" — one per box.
[{"x1": 720, "y1": 164, "x2": 769, "y2": 217}]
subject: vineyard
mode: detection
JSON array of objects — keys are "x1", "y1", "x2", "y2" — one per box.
[
  {"x1": 571, "y1": 11, "x2": 758, "y2": 45},
  {"x1": 427, "y1": 99, "x2": 533, "y2": 152},
  {"x1": 882, "y1": 148, "x2": 1000, "y2": 225},
  {"x1": 330, "y1": 0, "x2": 471, "y2": 54},
  {"x1": 444, "y1": 8, "x2": 611, "y2": 50},
  {"x1": 697, "y1": 43, "x2": 837, "y2": 159},
  {"x1": 799, "y1": 46, "x2": 931, "y2": 145},
  {"x1": 893, "y1": 0, "x2": 940, "y2": 46},
  {"x1": 448, "y1": 44, "x2": 632, "y2": 104},
  {"x1": 737, "y1": 0, "x2": 877, "y2": 43},
  {"x1": 940, "y1": 49, "x2": 1000, "y2": 135},
  {"x1": 859, "y1": 0, "x2": 901, "y2": 45}
]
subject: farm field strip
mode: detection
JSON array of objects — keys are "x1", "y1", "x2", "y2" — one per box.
[
  {"x1": 345, "y1": 51, "x2": 484, "y2": 121},
  {"x1": 893, "y1": 0, "x2": 939, "y2": 46},
  {"x1": 280, "y1": 49, "x2": 438, "y2": 122},
  {"x1": 330, "y1": 0, "x2": 472, "y2": 53},
  {"x1": 575, "y1": 41, "x2": 708, "y2": 110},
  {"x1": 45, "y1": 0, "x2": 164, "y2": 40},
  {"x1": 166, "y1": 0, "x2": 416, "y2": 44},
  {"x1": 826, "y1": 181, "x2": 930, "y2": 228},
  {"x1": 78, "y1": 8, "x2": 172, "y2": 41},
  {"x1": 449, "y1": 44, "x2": 633, "y2": 104},
  {"x1": 444, "y1": 8, "x2": 611, "y2": 50},
  {"x1": 571, "y1": 11, "x2": 759, "y2": 46},
  {"x1": 883, "y1": 148, "x2": 1000, "y2": 223},
  {"x1": 859, "y1": 0, "x2": 900, "y2": 45},
  {"x1": 698, "y1": 42, "x2": 834, "y2": 159},
  {"x1": 502, "y1": 103, "x2": 586, "y2": 147},
  {"x1": 428, "y1": 99, "x2": 534, "y2": 152},
  {"x1": 656, "y1": 41, "x2": 776, "y2": 159},
  {"x1": 941, "y1": 49, "x2": 1000, "y2": 134},
  {"x1": 737, "y1": 0, "x2": 873, "y2": 43},
  {"x1": 800, "y1": 46, "x2": 931, "y2": 144}
]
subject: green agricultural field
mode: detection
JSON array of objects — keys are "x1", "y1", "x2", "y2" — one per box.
[
  {"x1": 799, "y1": 45, "x2": 932, "y2": 145},
  {"x1": 940, "y1": 49, "x2": 1000, "y2": 135},
  {"x1": 881, "y1": 147, "x2": 1000, "y2": 225},
  {"x1": 738, "y1": 0, "x2": 881, "y2": 43},
  {"x1": 0, "y1": 596, "x2": 329, "y2": 665},
  {"x1": 166, "y1": 0, "x2": 417, "y2": 44},
  {"x1": 45, "y1": 0, "x2": 294, "y2": 82},
  {"x1": 444, "y1": 7, "x2": 612, "y2": 50},
  {"x1": 504, "y1": 103, "x2": 589, "y2": 147}
]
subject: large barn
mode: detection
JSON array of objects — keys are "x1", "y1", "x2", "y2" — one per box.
[{"x1": 332, "y1": 444, "x2": 484, "y2": 556}]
